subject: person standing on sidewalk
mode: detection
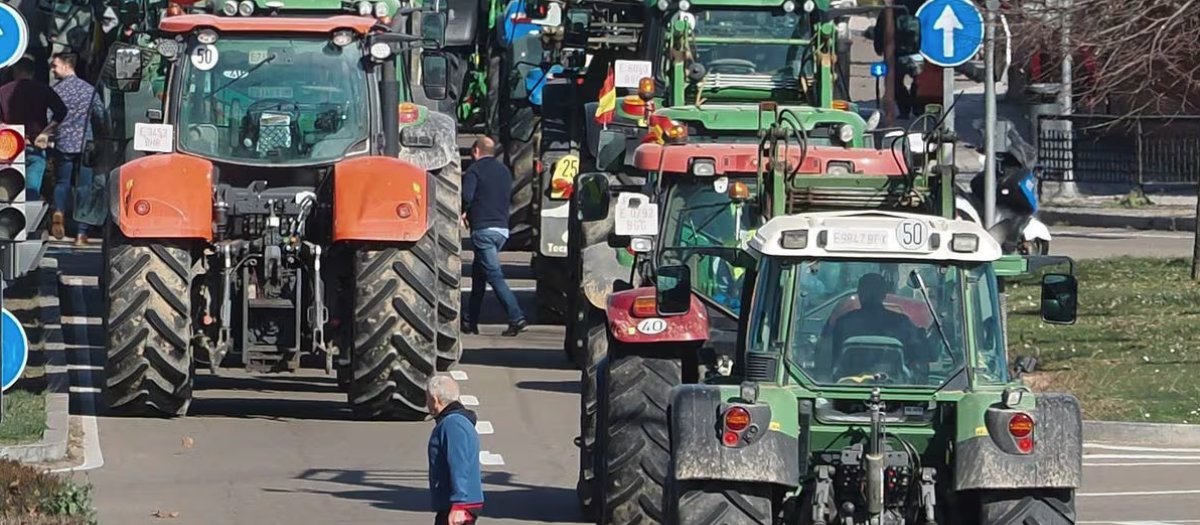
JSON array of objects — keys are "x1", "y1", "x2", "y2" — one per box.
[
  {"x1": 49, "y1": 52, "x2": 107, "y2": 245},
  {"x1": 426, "y1": 374, "x2": 484, "y2": 525},
  {"x1": 460, "y1": 136, "x2": 527, "y2": 336},
  {"x1": 0, "y1": 57, "x2": 67, "y2": 199}
]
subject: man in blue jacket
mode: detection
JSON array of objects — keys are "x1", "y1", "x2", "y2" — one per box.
[
  {"x1": 460, "y1": 136, "x2": 527, "y2": 336},
  {"x1": 427, "y1": 374, "x2": 484, "y2": 525}
]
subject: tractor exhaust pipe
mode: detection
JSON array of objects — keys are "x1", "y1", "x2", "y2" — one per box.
[{"x1": 866, "y1": 387, "x2": 885, "y2": 517}]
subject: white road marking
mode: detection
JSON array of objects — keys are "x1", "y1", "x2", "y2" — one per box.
[
  {"x1": 67, "y1": 364, "x2": 102, "y2": 372},
  {"x1": 51, "y1": 307, "x2": 105, "y2": 473},
  {"x1": 61, "y1": 315, "x2": 102, "y2": 325},
  {"x1": 1084, "y1": 454, "x2": 1200, "y2": 460},
  {"x1": 1085, "y1": 443, "x2": 1200, "y2": 453},
  {"x1": 475, "y1": 421, "x2": 494, "y2": 435},
  {"x1": 69, "y1": 386, "x2": 101, "y2": 394},
  {"x1": 450, "y1": 370, "x2": 469, "y2": 381},
  {"x1": 1086, "y1": 462, "x2": 1200, "y2": 467},
  {"x1": 460, "y1": 395, "x2": 479, "y2": 406},
  {"x1": 61, "y1": 275, "x2": 99, "y2": 287},
  {"x1": 1078, "y1": 489, "x2": 1200, "y2": 498},
  {"x1": 479, "y1": 451, "x2": 505, "y2": 466}
]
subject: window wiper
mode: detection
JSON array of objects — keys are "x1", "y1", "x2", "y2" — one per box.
[
  {"x1": 909, "y1": 270, "x2": 958, "y2": 366},
  {"x1": 207, "y1": 53, "x2": 277, "y2": 100}
]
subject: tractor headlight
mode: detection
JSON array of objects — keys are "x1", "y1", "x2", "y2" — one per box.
[
  {"x1": 221, "y1": 0, "x2": 237, "y2": 16},
  {"x1": 369, "y1": 41, "x2": 392, "y2": 60},
  {"x1": 836, "y1": 124, "x2": 855, "y2": 144},
  {"x1": 373, "y1": 1, "x2": 388, "y2": 17},
  {"x1": 826, "y1": 161, "x2": 851, "y2": 176},
  {"x1": 782, "y1": 0, "x2": 796, "y2": 12},
  {"x1": 691, "y1": 158, "x2": 715, "y2": 177},
  {"x1": 156, "y1": 38, "x2": 181, "y2": 59},
  {"x1": 237, "y1": 0, "x2": 254, "y2": 16},
  {"x1": 630, "y1": 237, "x2": 654, "y2": 253},
  {"x1": 197, "y1": 29, "x2": 219, "y2": 44},
  {"x1": 951, "y1": 233, "x2": 979, "y2": 253},
  {"x1": 356, "y1": 1, "x2": 372, "y2": 15}
]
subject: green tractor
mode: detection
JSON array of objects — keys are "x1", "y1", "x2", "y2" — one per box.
[{"x1": 656, "y1": 210, "x2": 1082, "y2": 525}]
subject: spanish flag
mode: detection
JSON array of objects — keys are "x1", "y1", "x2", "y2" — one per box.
[{"x1": 594, "y1": 64, "x2": 616, "y2": 125}]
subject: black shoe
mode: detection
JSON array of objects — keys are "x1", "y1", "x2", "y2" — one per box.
[
  {"x1": 501, "y1": 319, "x2": 528, "y2": 337},
  {"x1": 461, "y1": 320, "x2": 479, "y2": 335}
]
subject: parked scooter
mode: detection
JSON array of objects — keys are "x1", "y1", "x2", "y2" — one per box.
[{"x1": 955, "y1": 119, "x2": 1052, "y2": 255}]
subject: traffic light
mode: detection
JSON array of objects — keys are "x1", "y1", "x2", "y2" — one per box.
[{"x1": 0, "y1": 125, "x2": 42, "y2": 242}]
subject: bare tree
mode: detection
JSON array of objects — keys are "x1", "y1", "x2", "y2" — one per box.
[{"x1": 1004, "y1": 0, "x2": 1200, "y2": 117}]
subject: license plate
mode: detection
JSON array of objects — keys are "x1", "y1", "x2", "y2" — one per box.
[
  {"x1": 614, "y1": 193, "x2": 658, "y2": 237},
  {"x1": 827, "y1": 229, "x2": 889, "y2": 251}
]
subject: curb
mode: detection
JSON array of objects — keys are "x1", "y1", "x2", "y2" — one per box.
[
  {"x1": 1041, "y1": 208, "x2": 1197, "y2": 233},
  {"x1": 1083, "y1": 420, "x2": 1200, "y2": 447},
  {"x1": 0, "y1": 257, "x2": 69, "y2": 463}
]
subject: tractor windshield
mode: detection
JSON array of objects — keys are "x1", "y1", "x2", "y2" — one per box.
[
  {"x1": 659, "y1": 178, "x2": 762, "y2": 315},
  {"x1": 748, "y1": 258, "x2": 1009, "y2": 388},
  {"x1": 691, "y1": 9, "x2": 812, "y2": 81},
  {"x1": 175, "y1": 35, "x2": 371, "y2": 165}
]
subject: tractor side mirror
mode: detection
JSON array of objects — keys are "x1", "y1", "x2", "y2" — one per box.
[
  {"x1": 420, "y1": 11, "x2": 447, "y2": 50},
  {"x1": 102, "y1": 44, "x2": 144, "y2": 93},
  {"x1": 656, "y1": 264, "x2": 692, "y2": 316},
  {"x1": 1039, "y1": 273, "x2": 1077, "y2": 325},
  {"x1": 576, "y1": 172, "x2": 611, "y2": 221},
  {"x1": 420, "y1": 53, "x2": 449, "y2": 101}
]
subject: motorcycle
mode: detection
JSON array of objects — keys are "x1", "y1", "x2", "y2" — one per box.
[{"x1": 955, "y1": 119, "x2": 1051, "y2": 255}]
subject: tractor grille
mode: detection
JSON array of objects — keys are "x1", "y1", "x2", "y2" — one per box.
[
  {"x1": 744, "y1": 352, "x2": 778, "y2": 382},
  {"x1": 702, "y1": 74, "x2": 799, "y2": 91}
]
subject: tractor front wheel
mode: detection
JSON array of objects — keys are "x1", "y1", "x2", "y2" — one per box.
[{"x1": 104, "y1": 233, "x2": 195, "y2": 417}]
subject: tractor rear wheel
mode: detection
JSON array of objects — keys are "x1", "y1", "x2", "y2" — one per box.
[
  {"x1": 599, "y1": 349, "x2": 681, "y2": 525},
  {"x1": 979, "y1": 489, "x2": 1077, "y2": 525},
  {"x1": 669, "y1": 482, "x2": 772, "y2": 525},
  {"x1": 348, "y1": 175, "x2": 456, "y2": 420},
  {"x1": 432, "y1": 157, "x2": 463, "y2": 371},
  {"x1": 104, "y1": 232, "x2": 195, "y2": 417}
]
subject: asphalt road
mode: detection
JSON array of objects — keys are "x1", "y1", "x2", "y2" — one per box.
[{"x1": 42, "y1": 226, "x2": 1197, "y2": 525}]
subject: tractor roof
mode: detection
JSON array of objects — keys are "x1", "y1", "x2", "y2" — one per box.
[
  {"x1": 745, "y1": 210, "x2": 1003, "y2": 262},
  {"x1": 159, "y1": 14, "x2": 381, "y2": 35}
]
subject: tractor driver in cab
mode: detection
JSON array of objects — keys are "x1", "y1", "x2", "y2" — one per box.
[{"x1": 828, "y1": 273, "x2": 929, "y2": 382}]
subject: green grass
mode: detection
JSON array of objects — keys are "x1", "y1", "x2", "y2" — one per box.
[
  {"x1": 0, "y1": 389, "x2": 47, "y2": 445},
  {"x1": 1006, "y1": 256, "x2": 1200, "y2": 424}
]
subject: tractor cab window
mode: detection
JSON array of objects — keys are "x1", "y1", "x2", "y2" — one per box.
[
  {"x1": 175, "y1": 36, "x2": 370, "y2": 165},
  {"x1": 785, "y1": 260, "x2": 969, "y2": 388},
  {"x1": 691, "y1": 9, "x2": 812, "y2": 78},
  {"x1": 969, "y1": 264, "x2": 1009, "y2": 384},
  {"x1": 660, "y1": 177, "x2": 761, "y2": 314}
]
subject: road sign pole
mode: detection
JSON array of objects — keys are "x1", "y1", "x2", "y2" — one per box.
[{"x1": 983, "y1": 0, "x2": 998, "y2": 229}]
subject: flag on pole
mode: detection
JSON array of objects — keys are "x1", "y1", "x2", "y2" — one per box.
[{"x1": 594, "y1": 64, "x2": 616, "y2": 126}]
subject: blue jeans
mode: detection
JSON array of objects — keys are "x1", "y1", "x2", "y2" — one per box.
[
  {"x1": 25, "y1": 147, "x2": 46, "y2": 198},
  {"x1": 467, "y1": 229, "x2": 524, "y2": 324},
  {"x1": 52, "y1": 151, "x2": 92, "y2": 237}
]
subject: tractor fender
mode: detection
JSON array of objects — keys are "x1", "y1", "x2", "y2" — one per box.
[
  {"x1": 669, "y1": 384, "x2": 801, "y2": 487},
  {"x1": 333, "y1": 156, "x2": 430, "y2": 242},
  {"x1": 605, "y1": 287, "x2": 709, "y2": 345},
  {"x1": 954, "y1": 393, "x2": 1084, "y2": 491},
  {"x1": 580, "y1": 242, "x2": 630, "y2": 310},
  {"x1": 397, "y1": 109, "x2": 457, "y2": 172},
  {"x1": 108, "y1": 153, "x2": 214, "y2": 241}
]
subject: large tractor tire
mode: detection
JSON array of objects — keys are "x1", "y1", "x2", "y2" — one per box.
[
  {"x1": 598, "y1": 348, "x2": 682, "y2": 525},
  {"x1": 576, "y1": 306, "x2": 607, "y2": 515},
  {"x1": 432, "y1": 157, "x2": 464, "y2": 370},
  {"x1": 348, "y1": 175, "x2": 457, "y2": 420},
  {"x1": 500, "y1": 39, "x2": 539, "y2": 251},
  {"x1": 103, "y1": 230, "x2": 195, "y2": 417},
  {"x1": 668, "y1": 482, "x2": 773, "y2": 525},
  {"x1": 979, "y1": 489, "x2": 1077, "y2": 525}
]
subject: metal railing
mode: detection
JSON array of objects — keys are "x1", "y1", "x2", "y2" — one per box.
[{"x1": 1036, "y1": 114, "x2": 1200, "y2": 185}]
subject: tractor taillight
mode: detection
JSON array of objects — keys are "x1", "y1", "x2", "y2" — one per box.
[
  {"x1": 134, "y1": 200, "x2": 151, "y2": 216},
  {"x1": 1009, "y1": 412, "x2": 1035, "y2": 452},
  {"x1": 724, "y1": 406, "x2": 750, "y2": 432},
  {"x1": 631, "y1": 296, "x2": 656, "y2": 317},
  {"x1": 398, "y1": 103, "x2": 419, "y2": 124},
  {"x1": 396, "y1": 203, "x2": 414, "y2": 219},
  {"x1": 722, "y1": 431, "x2": 739, "y2": 447}
]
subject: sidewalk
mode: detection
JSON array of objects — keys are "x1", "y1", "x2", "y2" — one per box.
[{"x1": 1039, "y1": 193, "x2": 1198, "y2": 232}]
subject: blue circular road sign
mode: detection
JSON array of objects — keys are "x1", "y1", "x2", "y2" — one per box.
[
  {"x1": 1, "y1": 307, "x2": 29, "y2": 392},
  {"x1": 0, "y1": 3, "x2": 29, "y2": 71},
  {"x1": 916, "y1": 0, "x2": 984, "y2": 68}
]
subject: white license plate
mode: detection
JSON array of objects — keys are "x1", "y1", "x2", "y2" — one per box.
[
  {"x1": 614, "y1": 193, "x2": 659, "y2": 237},
  {"x1": 827, "y1": 229, "x2": 889, "y2": 251}
]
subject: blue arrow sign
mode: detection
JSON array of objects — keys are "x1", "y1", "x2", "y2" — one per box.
[
  {"x1": 916, "y1": 0, "x2": 984, "y2": 68},
  {"x1": 0, "y1": 4, "x2": 28, "y2": 71},
  {"x1": 1, "y1": 307, "x2": 29, "y2": 392}
]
